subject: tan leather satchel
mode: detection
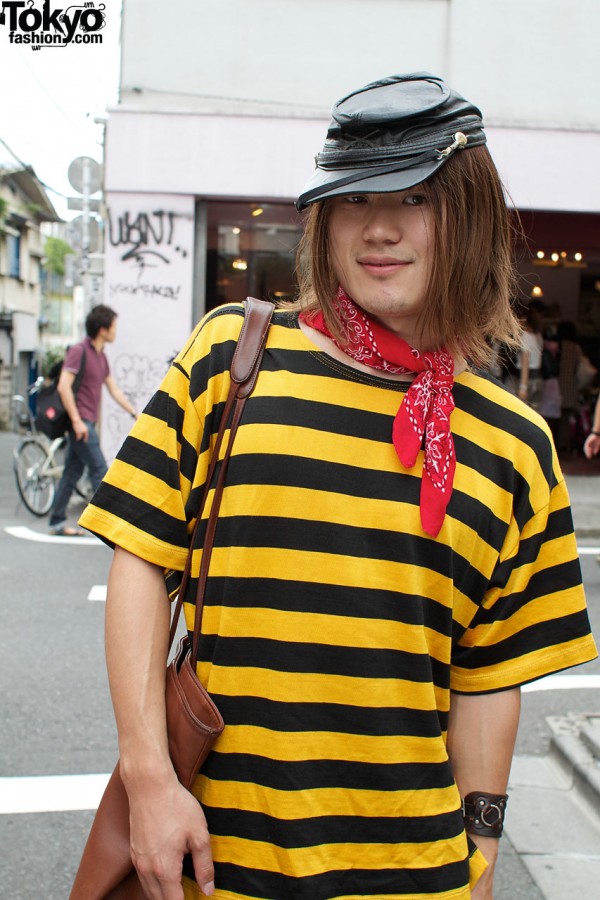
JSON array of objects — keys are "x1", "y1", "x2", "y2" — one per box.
[{"x1": 70, "y1": 298, "x2": 274, "y2": 899}]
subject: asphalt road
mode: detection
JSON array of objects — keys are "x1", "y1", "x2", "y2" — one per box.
[{"x1": 0, "y1": 430, "x2": 598, "y2": 899}]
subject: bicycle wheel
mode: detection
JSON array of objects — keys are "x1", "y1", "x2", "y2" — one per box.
[
  {"x1": 75, "y1": 474, "x2": 93, "y2": 503},
  {"x1": 13, "y1": 438, "x2": 56, "y2": 516}
]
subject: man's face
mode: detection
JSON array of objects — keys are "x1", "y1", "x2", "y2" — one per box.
[
  {"x1": 101, "y1": 319, "x2": 117, "y2": 343},
  {"x1": 327, "y1": 189, "x2": 435, "y2": 346}
]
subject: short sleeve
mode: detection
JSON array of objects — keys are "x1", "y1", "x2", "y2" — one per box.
[
  {"x1": 451, "y1": 476, "x2": 597, "y2": 693},
  {"x1": 79, "y1": 305, "x2": 245, "y2": 569},
  {"x1": 63, "y1": 342, "x2": 85, "y2": 374}
]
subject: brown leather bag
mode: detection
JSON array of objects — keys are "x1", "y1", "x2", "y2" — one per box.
[{"x1": 70, "y1": 298, "x2": 274, "y2": 899}]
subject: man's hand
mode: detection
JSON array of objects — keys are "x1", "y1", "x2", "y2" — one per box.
[
  {"x1": 106, "y1": 548, "x2": 214, "y2": 898},
  {"x1": 470, "y1": 835, "x2": 500, "y2": 899},
  {"x1": 128, "y1": 777, "x2": 215, "y2": 899},
  {"x1": 72, "y1": 419, "x2": 89, "y2": 442},
  {"x1": 57, "y1": 369, "x2": 87, "y2": 439},
  {"x1": 584, "y1": 432, "x2": 600, "y2": 459}
]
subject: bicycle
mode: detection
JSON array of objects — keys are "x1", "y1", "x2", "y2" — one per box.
[{"x1": 12, "y1": 378, "x2": 91, "y2": 516}]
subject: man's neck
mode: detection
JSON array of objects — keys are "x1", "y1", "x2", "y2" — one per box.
[
  {"x1": 90, "y1": 335, "x2": 105, "y2": 353},
  {"x1": 299, "y1": 318, "x2": 468, "y2": 378},
  {"x1": 299, "y1": 319, "x2": 413, "y2": 381}
]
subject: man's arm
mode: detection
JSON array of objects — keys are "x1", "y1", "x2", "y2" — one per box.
[
  {"x1": 446, "y1": 688, "x2": 521, "y2": 900},
  {"x1": 106, "y1": 546, "x2": 215, "y2": 899},
  {"x1": 57, "y1": 369, "x2": 88, "y2": 441},
  {"x1": 104, "y1": 374, "x2": 137, "y2": 418}
]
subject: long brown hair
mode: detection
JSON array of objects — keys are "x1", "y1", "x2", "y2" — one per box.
[{"x1": 295, "y1": 145, "x2": 522, "y2": 367}]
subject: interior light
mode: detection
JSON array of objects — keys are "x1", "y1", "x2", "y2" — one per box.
[
  {"x1": 232, "y1": 226, "x2": 241, "y2": 235},
  {"x1": 536, "y1": 251, "x2": 545, "y2": 259},
  {"x1": 251, "y1": 207, "x2": 264, "y2": 217},
  {"x1": 232, "y1": 258, "x2": 248, "y2": 271},
  {"x1": 560, "y1": 251, "x2": 567, "y2": 259},
  {"x1": 574, "y1": 252, "x2": 583, "y2": 261},
  {"x1": 531, "y1": 286, "x2": 544, "y2": 298},
  {"x1": 551, "y1": 253, "x2": 560, "y2": 262}
]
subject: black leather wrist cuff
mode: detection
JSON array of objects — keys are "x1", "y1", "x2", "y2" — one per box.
[{"x1": 462, "y1": 791, "x2": 508, "y2": 838}]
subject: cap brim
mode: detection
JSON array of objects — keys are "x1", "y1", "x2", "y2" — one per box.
[{"x1": 295, "y1": 156, "x2": 447, "y2": 211}]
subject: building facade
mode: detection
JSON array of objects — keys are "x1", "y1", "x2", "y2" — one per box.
[
  {"x1": 101, "y1": 0, "x2": 600, "y2": 455},
  {"x1": 0, "y1": 166, "x2": 61, "y2": 429}
]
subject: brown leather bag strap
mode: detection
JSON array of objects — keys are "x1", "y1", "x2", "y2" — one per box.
[{"x1": 169, "y1": 298, "x2": 273, "y2": 651}]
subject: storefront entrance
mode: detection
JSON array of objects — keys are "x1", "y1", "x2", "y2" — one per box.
[{"x1": 205, "y1": 200, "x2": 303, "y2": 310}]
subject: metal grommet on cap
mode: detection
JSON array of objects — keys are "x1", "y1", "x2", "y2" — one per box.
[{"x1": 438, "y1": 132, "x2": 469, "y2": 158}]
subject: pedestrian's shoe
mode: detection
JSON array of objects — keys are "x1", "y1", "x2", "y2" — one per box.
[{"x1": 50, "y1": 525, "x2": 86, "y2": 537}]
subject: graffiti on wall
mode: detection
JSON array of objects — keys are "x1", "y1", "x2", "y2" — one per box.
[
  {"x1": 103, "y1": 350, "x2": 179, "y2": 459},
  {"x1": 102, "y1": 195, "x2": 195, "y2": 462},
  {"x1": 107, "y1": 207, "x2": 190, "y2": 297}
]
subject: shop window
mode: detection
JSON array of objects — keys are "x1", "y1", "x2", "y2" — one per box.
[{"x1": 206, "y1": 201, "x2": 303, "y2": 310}]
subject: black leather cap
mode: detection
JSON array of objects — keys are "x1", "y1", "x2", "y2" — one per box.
[{"x1": 296, "y1": 72, "x2": 486, "y2": 211}]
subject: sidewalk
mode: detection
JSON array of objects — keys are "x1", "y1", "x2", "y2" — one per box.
[
  {"x1": 504, "y1": 715, "x2": 600, "y2": 899},
  {"x1": 563, "y1": 469, "x2": 600, "y2": 538}
]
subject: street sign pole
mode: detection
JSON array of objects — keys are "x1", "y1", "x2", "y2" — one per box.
[{"x1": 67, "y1": 156, "x2": 103, "y2": 314}]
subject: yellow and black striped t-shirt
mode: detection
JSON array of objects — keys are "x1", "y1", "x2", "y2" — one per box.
[{"x1": 81, "y1": 305, "x2": 596, "y2": 900}]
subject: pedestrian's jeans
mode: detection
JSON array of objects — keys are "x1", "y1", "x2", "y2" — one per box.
[{"x1": 49, "y1": 420, "x2": 107, "y2": 529}]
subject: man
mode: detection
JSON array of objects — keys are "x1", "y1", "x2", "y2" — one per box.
[
  {"x1": 80, "y1": 74, "x2": 596, "y2": 898},
  {"x1": 48, "y1": 304, "x2": 136, "y2": 536}
]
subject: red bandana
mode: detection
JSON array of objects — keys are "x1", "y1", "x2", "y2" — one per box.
[{"x1": 302, "y1": 287, "x2": 456, "y2": 537}]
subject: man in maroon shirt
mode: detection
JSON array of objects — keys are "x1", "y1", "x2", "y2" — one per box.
[{"x1": 49, "y1": 304, "x2": 137, "y2": 536}]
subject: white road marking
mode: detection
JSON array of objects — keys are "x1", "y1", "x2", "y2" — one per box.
[
  {"x1": 0, "y1": 773, "x2": 111, "y2": 814},
  {"x1": 4, "y1": 526, "x2": 101, "y2": 546},
  {"x1": 578, "y1": 546, "x2": 600, "y2": 555},
  {"x1": 88, "y1": 585, "x2": 107, "y2": 602},
  {"x1": 521, "y1": 674, "x2": 600, "y2": 692}
]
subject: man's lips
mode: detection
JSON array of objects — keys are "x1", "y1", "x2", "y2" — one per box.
[{"x1": 358, "y1": 257, "x2": 412, "y2": 274}]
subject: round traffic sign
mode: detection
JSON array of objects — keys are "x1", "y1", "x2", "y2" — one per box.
[{"x1": 67, "y1": 156, "x2": 102, "y2": 195}]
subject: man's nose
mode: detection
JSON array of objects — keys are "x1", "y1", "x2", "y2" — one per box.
[{"x1": 362, "y1": 204, "x2": 402, "y2": 243}]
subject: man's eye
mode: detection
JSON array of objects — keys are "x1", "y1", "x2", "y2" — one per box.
[{"x1": 405, "y1": 194, "x2": 427, "y2": 206}]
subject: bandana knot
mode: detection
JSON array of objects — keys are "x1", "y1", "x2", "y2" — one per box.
[{"x1": 303, "y1": 287, "x2": 456, "y2": 537}]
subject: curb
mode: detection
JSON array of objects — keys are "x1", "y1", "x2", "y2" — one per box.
[{"x1": 547, "y1": 713, "x2": 600, "y2": 820}]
